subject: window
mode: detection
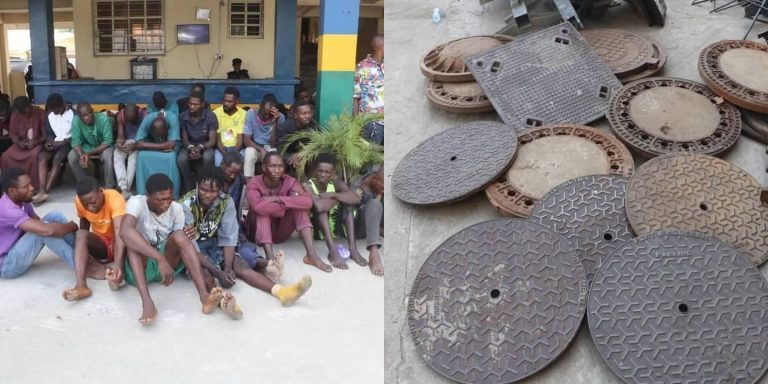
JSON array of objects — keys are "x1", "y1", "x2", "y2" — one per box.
[
  {"x1": 94, "y1": 0, "x2": 164, "y2": 55},
  {"x1": 229, "y1": 1, "x2": 263, "y2": 38}
]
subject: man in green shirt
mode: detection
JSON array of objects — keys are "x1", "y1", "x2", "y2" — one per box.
[{"x1": 67, "y1": 102, "x2": 116, "y2": 188}]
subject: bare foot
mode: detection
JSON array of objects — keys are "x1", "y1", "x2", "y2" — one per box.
[
  {"x1": 62, "y1": 286, "x2": 92, "y2": 301},
  {"x1": 139, "y1": 301, "x2": 158, "y2": 325},
  {"x1": 349, "y1": 250, "x2": 368, "y2": 267},
  {"x1": 328, "y1": 251, "x2": 349, "y2": 270},
  {"x1": 202, "y1": 287, "x2": 224, "y2": 314},
  {"x1": 265, "y1": 261, "x2": 281, "y2": 283},
  {"x1": 219, "y1": 292, "x2": 243, "y2": 320},
  {"x1": 105, "y1": 268, "x2": 121, "y2": 291},
  {"x1": 274, "y1": 250, "x2": 285, "y2": 275},
  {"x1": 369, "y1": 250, "x2": 384, "y2": 276},
  {"x1": 86, "y1": 260, "x2": 107, "y2": 280},
  {"x1": 303, "y1": 255, "x2": 332, "y2": 273}
]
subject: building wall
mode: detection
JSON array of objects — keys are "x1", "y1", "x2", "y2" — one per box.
[{"x1": 72, "y1": 0, "x2": 277, "y2": 80}]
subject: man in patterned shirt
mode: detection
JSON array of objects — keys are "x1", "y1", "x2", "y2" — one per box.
[{"x1": 353, "y1": 35, "x2": 384, "y2": 146}]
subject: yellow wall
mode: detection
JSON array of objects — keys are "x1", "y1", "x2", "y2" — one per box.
[{"x1": 73, "y1": 0, "x2": 276, "y2": 80}]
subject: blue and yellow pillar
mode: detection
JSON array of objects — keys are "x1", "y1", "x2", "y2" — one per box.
[{"x1": 316, "y1": 0, "x2": 360, "y2": 124}]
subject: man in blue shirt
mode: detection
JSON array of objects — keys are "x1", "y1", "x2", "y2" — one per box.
[
  {"x1": 177, "y1": 92, "x2": 218, "y2": 193},
  {"x1": 243, "y1": 94, "x2": 285, "y2": 177}
]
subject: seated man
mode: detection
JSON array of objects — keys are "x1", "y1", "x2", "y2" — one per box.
[
  {"x1": 134, "y1": 113, "x2": 181, "y2": 198},
  {"x1": 146, "y1": 91, "x2": 179, "y2": 116},
  {"x1": 68, "y1": 101, "x2": 116, "y2": 189},
  {"x1": 180, "y1": 167, "x2": 311, "y2": 308},
  {"x1": 0, "y1": 168, "x2": 77, "y2": 278},
  {"x1": 243, "y1": 94, "x2": 285, "y2": 177},
  {"x1": 305, "y1": 154, "x2": 365, "y2": 270},
  {"x1": 177, "y1": 92, "x2": 217, "y2": 193},
  {"x1": 213, "y1": 87, "x2": 245, "y2": 166},
  {"x1": 220, "y1": 152, "x2": 245, "y2": 219},
  {"x1": 351, "y1": 166, "x2": 384, "y2": 276},
  {"x1": 120, "y1": 173, "x2": 232, "y2": 325},
  {"x1": 34, "y1": 94, "x2": 74, "y2": 205},
  {"x1": 176, "y1": 83, "x2": 210, "y2": 114},
  {"x1": 114, "y1": 104, "x2": 144, "y2": 199},
  {"x1": 245, "y1": 152, "x2": 331, "y2": 272},
  {"x1": 63, "y1": 176, "x2": 126, "y2": 301},
  {"x1": 1, "y1": 97, "x2": 46, "y2": 195},
  {"x1": 271, "y1": 100, "x2": 318, "y2": 174}
]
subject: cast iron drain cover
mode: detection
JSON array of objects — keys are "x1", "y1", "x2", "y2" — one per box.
[
  {"x1": 466, "y1": 22, "x2": 622, "y2": 131},
  {"x1": 408, "y1": 219, "x2": 587, "y2": 384},
  {"x1": 581, "y1": 29, "x2": 667, "y2": 82},
  {"x1": 485, "y1": 124, "x2": 633, "y2": 217},
  {"x1": 607, "y1": 77, "x2": 741, "y2": 158},
  {"x1": 626, "y1": 153, "x2": 768, "y2": 266},
  {"x1": 530, "y1": 175, "x2": 633, "y2": 283},
  {"x1": 699, "y1": 40, "x2": 768, "y2": 113},
  {"x1": 420, "y1": 35, "x2": 514, "y2": 83},
  {"x1": 393, "y1": 121, "x2": 517, "y2": 205},
  {"x1": 588, "y1": 231, "x2": 768, "y2": 384},
  {"x1": 742, "y1": 108, "x2": 768, "y2": 144},
  {"x1": 426, "y1": 81, "x2": 493, "y2": 113}
]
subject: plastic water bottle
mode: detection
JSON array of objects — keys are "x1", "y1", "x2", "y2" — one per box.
[{"x1": 432, "y1": 8, "x2": 441, "y2": 23}]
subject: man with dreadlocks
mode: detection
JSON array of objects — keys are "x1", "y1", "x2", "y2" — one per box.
[{"x1": 179, "y1": 167, "x2": 311, "y2": 308}]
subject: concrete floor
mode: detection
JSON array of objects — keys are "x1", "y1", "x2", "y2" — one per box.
[
  {"x1": 384, "y1": 1, "x2": 768, "y2": 383},
  {"x1": 0, "y1": 186, "x2": 383, "y2": 384}
]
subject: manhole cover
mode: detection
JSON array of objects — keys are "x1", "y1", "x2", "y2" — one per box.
[
  {"x1": 426, "y1": 81, "x2": 493, "y2": 113},
  {"x1": 581, "y1": 29, "x2": 667, "y2": 82},
  {"x1": 393, "y1": 122, "x2": 517, "y2": 205},
  {"x1": 530, "y1": 175, "x2": 634, "y2": 283},
  {"x1": 420, "y1": 35, "x2": 514, "y2": 83},
  {"x1": 742, "y1": 108, "x2": 768, "y2": 144},
  {"x1": 626, "y1": 153, "x2": 768, "y2": 266},
  {"x1": 466, "y1": 23, "x2": 622, "y2": 131},
  {"x1": 588, "y1": 231, "x2": 768, "y2": 384},
  {"x1": 699, "y1": 40, "x2": 768, "y2": 113},
  {"x1": 607, "y1": 77, "x2": 741, "y2": 158},
  {"x1": 485, "y1": 124, "x2": 634, "y2": 217},
  {"x1": 408, "y1": 219, "x2": 587, "y2": 384}
]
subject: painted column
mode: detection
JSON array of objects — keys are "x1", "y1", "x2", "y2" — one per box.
[
  {"x1": 28, "y1": 0, "x2": 56, "y2": 83},
  {"x1": 316, "y1": 0, "x2": 360, "y2": 124},
  {"x1": 274, "y1": 0, "x2": 297, "y2": 83}
]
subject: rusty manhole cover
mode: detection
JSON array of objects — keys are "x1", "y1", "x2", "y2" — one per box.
[
  {"x1": 420, "y1": 35, "x2": 514, "y2": 83},
  {"x1": 626, "y1": 153, "x2": 768, "y2": 266},
  {"x1": 581, "y1": 29, "x2": 667, "y2": 82},
  {"x1": 426, "y1": 81, "x2": 493, "y2": 113},
  {"x1": 699, "y1": 40, "x2": 768, "y2": 114},
  {"x1": 742, "y1": 108, "x2": 768, "y2": 144},
  {"x1": 393, "y1": 121, "x2": 517, "y2": 205},
  {"x1": 607, "y1": 77, "x2": 741, "y2": 158},
  {"x1": 530, "y1": 175, "x2": 634, "y2": 284},
  {"x1": 589, "y1": 231, "x2": 768, "y2": 384},
  {"x1": 466, "y1": 23, "x2": 622, "y2": 131},
  {"x1": 408, "y1": 219, "x2": 587, "y2": 384},
  {"x1": 485, "y1": 125, "x2": 634, "y2": 218}
]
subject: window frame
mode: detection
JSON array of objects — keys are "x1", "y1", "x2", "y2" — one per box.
[
  {"x1": 228, "y1": 0, "x2": 264, "y2": 39},
  {"x1": 92, "y1": 0, "x2": 166, "y2": 56}
]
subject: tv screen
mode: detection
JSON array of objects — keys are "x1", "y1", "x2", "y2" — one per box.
[{"x1": 177, "y1": 24, "x2": 209, "y2": 45}]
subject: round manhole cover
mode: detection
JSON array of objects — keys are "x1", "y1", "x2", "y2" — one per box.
[
  {"x1": 408, "y1": 219, "x2": 587, "y2": 384},
  {"x1": 699, "y1": 40, "x2": 768, "y2": 113},
  {"x1": 393, "y1": 121, "x2": 517, "y2": 205},
  {"x1": 530, "y1": 175, "x2": 633, "y2": 284},
  {"x1": 607, "y1": 77, "x2": 741, "y2": 158},
  {"x1": 588, "y1": 231, "x2": 768, "y2": 384},
  {"x1": 485, "y1": 124, "x2": 634, "y2": 217},
  {"x1": 420, "y1": 35, "x2": 514, "y2": 82},
  {"x1": 581, "y1": 29, "x2": 666, "y2": 81},
  {"x1": 626, "y1": 153, "x2": 768, "y2": 266},
  {"x1": 426, "y1": 81, "x2": 493, "y2": 113}
]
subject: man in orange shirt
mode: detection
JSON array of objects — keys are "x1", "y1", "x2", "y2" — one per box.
[{"x1": 62, "y1": 176, "x2": 126, "y2": 301}]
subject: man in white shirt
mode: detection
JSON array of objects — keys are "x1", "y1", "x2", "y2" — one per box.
[{"x1": 33, "y1": 93, "x2": 74, "y2": 205}]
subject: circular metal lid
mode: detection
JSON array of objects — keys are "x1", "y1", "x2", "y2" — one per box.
[
  {"x1": 588, "y1": 231, "x2": 768, "y2": 384},
  {"x1": 408, "y1": 219, "x2": 587, "y2": 384},
  {"x1": 420, "y1": 35, "x2": 514, "y2": 82},
  {"x1": 626, "y1": 153, "x2": 768, "y2": 266},
  {"x1": 530, "y1": 175, "x2": 634, "y2": 284},
  {"x1": 393, "y1": 121, "x2": 517, "y2": 205},
  {"x1": 426, "y1": 81, "x2": 493, "y2": 113},
  {"x1": 581, "y1": 29, "x2": 660, "y2": 78},
  {"x1": 485, "y1": 125, "x2": 634, "y2": 217},
  {"x1": 619, "y1": 36, "x2": 668, "y2": 83},
  {"x1": 699, "y1": 40, "x2": 768, "y2": 113},
  {"x1": 607, "y1": 77, "x2": 741, "y2": 158}
]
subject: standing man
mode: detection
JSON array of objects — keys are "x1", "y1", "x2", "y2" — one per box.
[
  {"x1": 353, "y1": 35, "x2": 385, "y2": 146},
  {"x1": 0, "y1": 168, "x2": 77, "y2": 278},
  {"x1": 68, "y1": 101, "x2": 116, "y2": 189},
  {"x1": 177, "y1": 92, "x2": 217, "y2": 193},
  {"x1": 113, "y1": 104, "x2": 143, "y2": 199},
  {"x1": 34, "y1": 94, "x2": 74, "y2": 205},
  {"x1": 272, "y1": 100, "x2": 318, "y2": 173},
  {"x1": 243, "y1": 94, "x2": 285, "y2": 177},
  {"x1": 212, "y1": 87, "x2": 245, "y2": 166},
  {"x1": 62, "y1": 176, "x2": 126, "y2": 301},
  {"x1": 227, "y1": 58, "x2": 250, "y2": 79}
]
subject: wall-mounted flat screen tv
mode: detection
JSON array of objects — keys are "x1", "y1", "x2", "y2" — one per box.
[{"x1": 177, "y1": 24, "x2": 209, "y2": 45}]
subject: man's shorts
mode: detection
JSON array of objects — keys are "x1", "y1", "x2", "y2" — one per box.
[
  {"x1": 198, "y1": 237, "x2": 262, "y2": 270},
  {"x1": 123, "y1": 241, "x2": 186, "y2": 286},
  {"x1": 93, "y1": 233, "x2": 114, "y2": 262}
]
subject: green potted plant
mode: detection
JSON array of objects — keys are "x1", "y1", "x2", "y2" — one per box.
[{"x1": 281, "y1": 112, "x2": 384, "y2": 182}]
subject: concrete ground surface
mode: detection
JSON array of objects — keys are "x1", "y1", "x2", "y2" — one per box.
[
  {"x1": 385, "y1": 1, "x2": 768, "y2": 383},
  {"x1": 0, "y1": 186, "x2": 383, "y2": 384}
]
